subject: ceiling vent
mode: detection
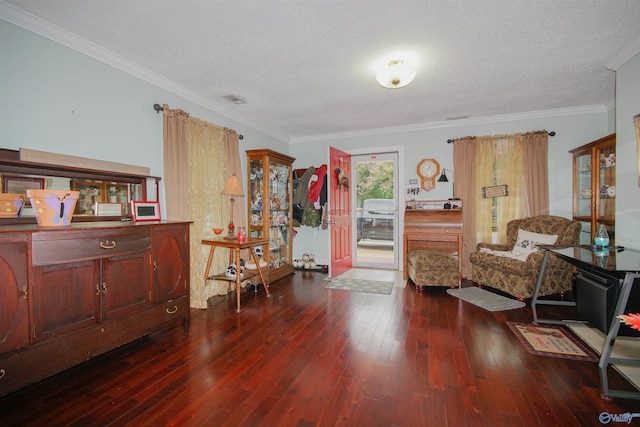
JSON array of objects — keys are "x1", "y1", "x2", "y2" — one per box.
[{"x1": 223, "y1": 95, "x2": 247, "y2": 104}]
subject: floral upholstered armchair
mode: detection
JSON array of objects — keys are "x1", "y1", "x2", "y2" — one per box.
[{"x1": 469, "y1": 215, "x2": 581, "y2": 300}]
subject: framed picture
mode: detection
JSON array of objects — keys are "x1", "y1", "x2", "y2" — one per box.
[
  {"x1": 95, "y1": 202, "x2": 123, "y2": 216},
  {"x1": 2, "y1": 175, "x2": 45, "y2": 194},
  {"x1": 131, "y1": 200, "x2": 161, "y2": 222}
]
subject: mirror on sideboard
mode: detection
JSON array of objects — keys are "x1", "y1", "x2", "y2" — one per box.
[{"x1": 0, "y1": 148, "x2": 159, "y2": 224}]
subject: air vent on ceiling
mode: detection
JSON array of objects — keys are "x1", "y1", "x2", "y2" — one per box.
[{"x1": 223, "y1": 95, "x2": 247, "y2": 104}]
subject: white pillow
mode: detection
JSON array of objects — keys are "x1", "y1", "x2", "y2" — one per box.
[{"x1": 512, "y1": 229, "x2": 558, "y2": 256}]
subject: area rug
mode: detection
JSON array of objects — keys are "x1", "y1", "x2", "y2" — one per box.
[
  {"x1": 507, "y1": 322, "x2": 599, "y2": 362},
  {"x1": 324, "y1": 278, "x2": 394, "y2": 295},
  {"x1": 446, "y1": 287, "x2": 526, "y2": 311}
]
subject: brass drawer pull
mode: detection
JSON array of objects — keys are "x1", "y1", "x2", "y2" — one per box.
[
  {"x1": 0, "y1": 369, "x2": 5, "y2": 380},
  {"x1": 166, "y1": 306, "x2": 178, "y2": 314},
  {"x1": 99, "y1": 240, "x2": 117, "y2": 249}
]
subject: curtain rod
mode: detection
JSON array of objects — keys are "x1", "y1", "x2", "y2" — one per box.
[
  {"x1": 446, "y1": 131, "x2": 555, "y2": 144},
  {"x1": 153, "y1": 103, "x2": 244, "y2": 139}
]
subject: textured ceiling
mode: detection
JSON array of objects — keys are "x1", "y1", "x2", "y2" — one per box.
[{"x1": 4, "y1": 0, "x2": 640, "y2": 142}]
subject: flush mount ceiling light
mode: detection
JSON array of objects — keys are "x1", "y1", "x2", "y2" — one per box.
[{"x1": 376, "y1": 59, "x2": 417, "y2": 89}]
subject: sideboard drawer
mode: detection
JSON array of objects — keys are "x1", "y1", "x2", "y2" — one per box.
[
  {"x1": 404, "y1": 227, "x2": 460, "y2": 234},
  {"x1": 32, "y1": 228, "x2": 151, "y2": 265},
  {"x1": 404, "y1": 233, "x2": 459, "y2": 242}
]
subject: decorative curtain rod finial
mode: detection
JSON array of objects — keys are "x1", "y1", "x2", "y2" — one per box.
[{"x1": 153, "y1": 104, "x2": 163, "y2": 114}]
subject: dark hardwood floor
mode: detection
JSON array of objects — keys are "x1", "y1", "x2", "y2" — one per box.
[{"x1": 1, "y1": 271, "x2": 639, "y2": 426}]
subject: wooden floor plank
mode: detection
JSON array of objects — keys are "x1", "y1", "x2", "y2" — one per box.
[{"x1": 1, "y1": 272, "x2": 639, "y2": 426}]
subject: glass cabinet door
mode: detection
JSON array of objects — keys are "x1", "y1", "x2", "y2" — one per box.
[
  {"x1": 596, "y1": 143, "x2": 616, "y2": 244},
  {"x1": 267, "y1": 160, "x2": 291, "y2": 270},
  {"x1": 249, "y1": 158, "x2": 265, "y2": 239},
  {"x1": 597, "y1": 144, "x2": 615, "y2": 219},
  {"x1": 574, "y1": 152, "x2": 592, "y2": 218}
]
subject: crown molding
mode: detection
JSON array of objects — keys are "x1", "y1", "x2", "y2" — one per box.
[
  {"x1": 0, "y1": 2, "x2": 288, "y2": 143},
  {"x1": 605, "y1": 31, "x2": 640, "y2": 71},
  {"x1": 289, "y1": 104, "x2": 610, "y2": 144},
  {"x1": 0, "y1": 1, "x2": 618, "y2": 146}
]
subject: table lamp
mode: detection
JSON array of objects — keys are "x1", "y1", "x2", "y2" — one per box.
[{"x1": 221, "y1": 174, "x2": 244, "y2": 239}]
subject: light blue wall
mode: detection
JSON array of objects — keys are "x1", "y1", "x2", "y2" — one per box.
[
  {"x1": 614, "y1": 51, "x2": 640, "y2": 248},
  {"x1": 0, "y1": 20, "x2": 287, "y2": 207}
]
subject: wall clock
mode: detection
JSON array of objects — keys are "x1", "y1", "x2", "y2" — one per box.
[{"x1": 417, "y1": 158, "x2": 440, "y2": 191}]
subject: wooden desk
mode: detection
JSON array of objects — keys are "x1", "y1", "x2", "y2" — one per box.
[
  {"x1": 403, "y1": 209, "x2": 463, "y2": 284},
  {"x1": 202, "y1": 237, "x2": 270, "y2": 313}
]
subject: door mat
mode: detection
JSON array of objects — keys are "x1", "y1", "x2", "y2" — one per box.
[
  {"x1": 507, "y1": 322, "x2": 599, "y2": 362},
  {"x1": 446, "y1": 287, "x2": 526, "y2": 311},
  {"x1": 324, "y1": 278, "x2": 394, "y2": 295}
]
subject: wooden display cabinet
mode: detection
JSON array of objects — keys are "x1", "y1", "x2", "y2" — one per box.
[
  {"x1": 569, "y1": 133, "x2": 616, "y2": 245},
  {"x1": 246, "y1": 149, "x2": 296, "y2": 282}
]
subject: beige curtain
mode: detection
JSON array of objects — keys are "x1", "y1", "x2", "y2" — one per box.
[
  {"x1": 453, "y1": 130, "x2": 548, "y2": 279},
  {"x1": 474, "y1": 136, "x2": 496, "y2": 245},
  {"x1": 162, "y1": 106, "x2": 245, "y2": 308},
  {"x1": 523, "y1": 131, "x2": 549, "y2": 216},
  {"x1": 453, "y1": 137, "x2": 476, "y2": 279},
  {"x1": 162, "y1": 105, "x2": 190, "y2": 221},
  {"x1": 187, "y1": 117, "x2": 228, "y2": 308},
  {"x1": 494, "y1": 133, "x2": 527, "y2": 239}
]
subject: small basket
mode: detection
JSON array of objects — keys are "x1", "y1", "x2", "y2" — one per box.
[
  {"x1": 26, "y1": 189, "x2": 79, "y2": 226},
  {"x1": 0, "y1": 193, "x2": 26, "y2": 218}
]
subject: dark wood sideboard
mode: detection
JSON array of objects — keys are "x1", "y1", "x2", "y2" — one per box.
[
  {"x1": 0, "y1": 221, "x2": 190, "y2": 397},
  {"x1": 403, "y1": 207, "x2": 463, "y2": 284}
]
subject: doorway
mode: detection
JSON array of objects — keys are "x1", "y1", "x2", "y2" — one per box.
[{"x1": 352, "y1": 152, "x2": 398, "y2": 269}]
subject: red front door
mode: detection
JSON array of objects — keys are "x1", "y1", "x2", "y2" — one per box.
[{"x1": 329, "y1": 146, "x2": 352, "y2": 277}]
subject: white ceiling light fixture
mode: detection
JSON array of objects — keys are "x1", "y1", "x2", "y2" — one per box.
[{"x1": 376, "y1": 59, "x2": 417, "y2": 89}]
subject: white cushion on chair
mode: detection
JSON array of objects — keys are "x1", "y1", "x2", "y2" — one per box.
[{"x1": 512, "y1": 229, "x2": 558, "y2": 256}]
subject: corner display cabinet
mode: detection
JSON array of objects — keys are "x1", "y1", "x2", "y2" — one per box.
[
  {"x1": 569, "y1": 133, "x2": 616, "y2": 245},
  {"x1": 246, "y1": 149, "x2": 296, "y2": 282}
]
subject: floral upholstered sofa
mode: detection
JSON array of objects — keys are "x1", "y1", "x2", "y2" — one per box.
[{"x1": 468, "y1": 215, "x2": 581, "y2": 300}]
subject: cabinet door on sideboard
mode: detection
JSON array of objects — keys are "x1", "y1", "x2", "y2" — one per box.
[
  {"x1": 33, "y1": 260, "x2": 100, "y2": 342},
  {"x1": 102, "y1": 250, "x2": 151, "y2": 320},
  {"x1": 0, "y1": 234, "x2": 29, "y2": 353},
  {"x1": 151, "y1": 224, "x2": 189, "y2": 303}
]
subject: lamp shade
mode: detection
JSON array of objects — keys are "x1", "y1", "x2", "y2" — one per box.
[
  {"x1": 221, "y1": 174, "x2": 244, "y2": 196},
  {"x1": 376, "y1": 60, "x2": 417, "y2": 89},
  {"x1": 438, "y1": 171, "x2": 449, "y2": 182}
]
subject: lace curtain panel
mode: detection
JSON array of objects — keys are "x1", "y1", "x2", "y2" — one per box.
[
  {"x1": 452, "y1": 130, "x2": 548, "y2": 279},
  {"x1": 163, "y1": 106, "x2": 245, "y2": 308}
]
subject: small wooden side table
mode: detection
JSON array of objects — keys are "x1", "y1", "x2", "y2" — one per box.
[{"x1": 202, "y1": 236, "x2": 270, "y2": 313}]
